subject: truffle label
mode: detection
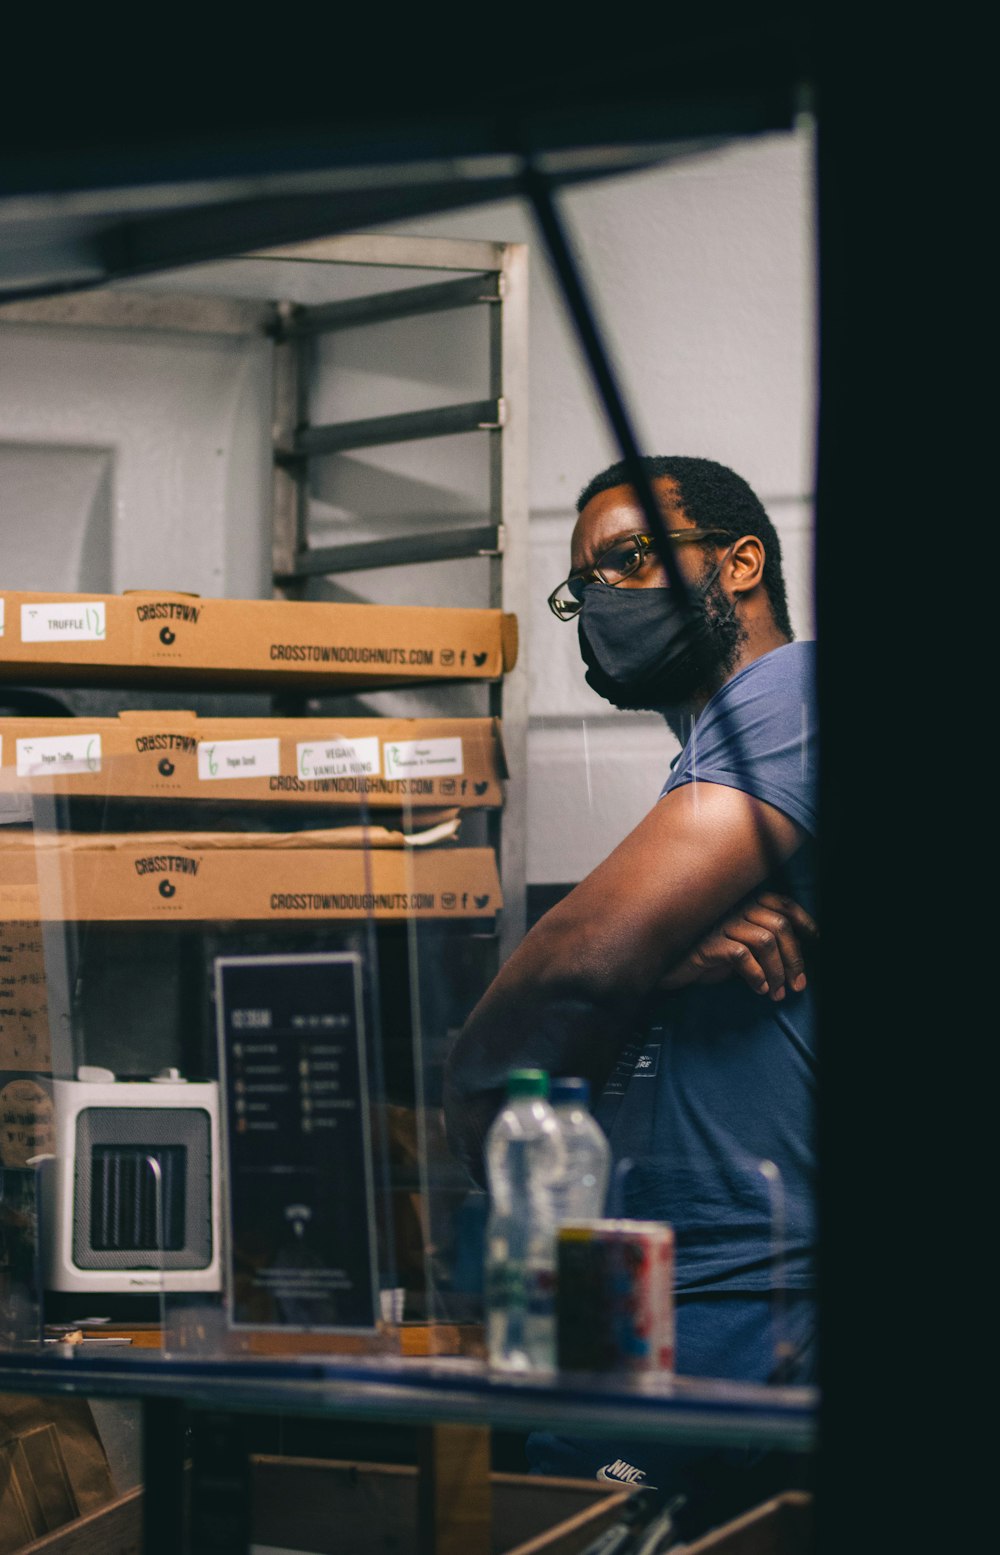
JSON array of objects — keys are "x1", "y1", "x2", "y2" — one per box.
[
  {"x1": 16, "y1": 733, "x2": 102, "y2": 776},
  {"x1": 20, "y1": 603, "x2": 106, "y2": 641}
]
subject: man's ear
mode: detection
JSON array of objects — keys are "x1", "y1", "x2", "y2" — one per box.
[{"x1": 725, "y1": 535, "x2": 766, "y2": 597}]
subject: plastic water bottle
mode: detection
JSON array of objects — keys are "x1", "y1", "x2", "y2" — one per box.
[
  {"x1": 549, "y1": 1076, "x2": 611, "y2": 1223},
  {"x1": 484, "y1": 1068, "x2": 564, "y2": 1373}
]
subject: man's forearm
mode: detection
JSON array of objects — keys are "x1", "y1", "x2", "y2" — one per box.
[{"x1": 442, "y1": 784, "x2": 807, "y2": 1181}]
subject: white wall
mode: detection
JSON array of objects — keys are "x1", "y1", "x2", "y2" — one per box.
[
  {"x1": 0, "y1": 323, "x2": 272, "y2": 599},
  {"x1": 0, "y1": 126, "x2": 815, "y2": 887}
]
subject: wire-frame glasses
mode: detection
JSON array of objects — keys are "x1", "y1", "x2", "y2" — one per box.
[{"x1": 548, "y1": 528, "x2": 732, "y2": 620}]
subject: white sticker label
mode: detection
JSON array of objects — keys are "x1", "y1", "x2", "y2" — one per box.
[
  {"x1": 16, "y1": 733, "x2": 103, "y2": 776},
  {"x1": 383, "y1": 737, "x2": 464, "y2": 781},
  {"x1": 197, "y1": 738, "x2": 280, "y2": 781},
  {"x1": 20, "y1": 602, "x2": 107, "y2": 642},
  {"x1": 296, "y1": 736, "x2": 380, "y2": 781},
  {"x1": 0, "y1": 599, "x2": 5, "y2": 637}
]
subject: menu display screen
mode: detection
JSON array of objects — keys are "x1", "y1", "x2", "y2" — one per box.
[{"x1": 215, "y1": 953, "x2": 378, "y2": 1332}]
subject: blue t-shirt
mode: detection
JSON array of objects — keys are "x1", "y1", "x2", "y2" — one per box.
[{"x1": 593, "y1": 642, "x2": 818, "y2": 1294}]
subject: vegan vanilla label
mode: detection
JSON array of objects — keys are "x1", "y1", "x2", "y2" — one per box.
[{"x1": 295, "y1": 737, "x2": 380, "y2": 781}]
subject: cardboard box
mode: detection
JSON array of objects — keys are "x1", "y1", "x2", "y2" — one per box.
[
  {"x1": 0, "y1": 915, "x2": 50, "y2": 1070},
  {"x1": 35, "y1": 1462, "x2": 633, "y2": 1555},
  {"x1": 0, "y1": 1396, "x2": 119, "y2": 1553},
  {"x1": 249, "y1": 1458, "x2": 635, "y2": 1555},
  {"x1": 0, "y1": 591, "x2": 518, "y2": 691},
  {"x1": 0, "y1": 712, "x2": 506, "y2": 808},
  {"x1": 14, "y1": 1477, "x2": 812, "y2": 1555},
  {"x1": 0, "y1": 831, "x2": 501, "y2": 923}
]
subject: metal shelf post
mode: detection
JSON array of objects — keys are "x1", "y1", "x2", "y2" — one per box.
[{"x1": 266, "y1": 233, "x2": 529, "y2": 958}]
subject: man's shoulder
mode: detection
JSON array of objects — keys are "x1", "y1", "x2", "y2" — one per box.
[
  {"x1": 660, "y1": 640, "x2": 818, "y2": 831},
  {"x1": 697, "y1": 640, "x2": 817, "y2": 753}
]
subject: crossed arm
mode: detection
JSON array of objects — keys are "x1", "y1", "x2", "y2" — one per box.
[
  {"x1": 659, "y1": 887, "x2": 816, "y2": 997},
  {"x1": 442, "y1": 779, "x2": 810, "y2": 1180}
]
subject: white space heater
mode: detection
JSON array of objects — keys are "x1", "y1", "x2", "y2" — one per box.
[{"x1": 39, "y1": 1068, "x2": 222, "y2": 1294}]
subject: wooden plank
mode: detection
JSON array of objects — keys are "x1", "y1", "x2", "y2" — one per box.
[
  {"x1": 417, "y1": 1424, "x2": 492, "y2": 1555},
  {"x1": 95, "y1": 1327, "x2": 163, "y2": 1350},
  {"x1": 97, "y1": 1323, "x2": 476, "y2": 1359},
  {"x1": 504, "y1": 1488, "x2": 632, "y2": 1555},
  {"x1": 682, "y1": 1491, "x2": 814, "y2": 1555}
]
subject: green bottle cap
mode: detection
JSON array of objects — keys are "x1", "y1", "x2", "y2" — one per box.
[{"x1": 506, "y1": 1068, "x2": 549, "y2": 1098}]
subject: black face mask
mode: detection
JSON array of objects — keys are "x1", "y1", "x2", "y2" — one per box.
[{"x1": 577, "y1": 558, "x2": 740, "y2": 713}]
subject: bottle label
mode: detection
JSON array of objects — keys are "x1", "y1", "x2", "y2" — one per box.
[
  {"x1": 487, "y1": 1262, "x2": 524, "y2": 1310},
  {"x1": 487, "y1": 1261, "x2": 555, "y2": 1314}
]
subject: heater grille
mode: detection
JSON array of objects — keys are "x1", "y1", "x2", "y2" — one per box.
[
  {"x1": 72, "y1": 1107, "x2": 212, "y2": 1271},
  {"x1": 89, "y1": 1145, "x2": 187, "y2": 1253}
]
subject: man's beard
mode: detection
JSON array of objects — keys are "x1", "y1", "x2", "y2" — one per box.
[{"x1": 580, "y1": 573, "x2": 747, "y2": 720}]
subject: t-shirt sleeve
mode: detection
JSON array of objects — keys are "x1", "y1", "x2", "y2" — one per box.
[{"x1": 660, "y1": 643, "x2": 818, "y2": 836}]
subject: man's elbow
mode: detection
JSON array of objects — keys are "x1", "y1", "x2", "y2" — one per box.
[{"x1": 439, "y1": 911, "x2": 639, "y2": 1179}]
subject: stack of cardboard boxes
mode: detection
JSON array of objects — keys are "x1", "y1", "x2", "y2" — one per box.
[
  {"x1": 0, "y1": 587, "x2": 517, "y2": 1179},
  {"x1": 0, "y1": 588, "x2": 516, "y2": 925},
  {"x1": 0, "y1": 708, "x2": 507, "y2": 924}
]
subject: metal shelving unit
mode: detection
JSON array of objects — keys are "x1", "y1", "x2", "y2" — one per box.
[
  {"x1": 266, "y1": 233, "x2": 529, "y2": 958},
  {"x1": 0, "y1": 234, "x2": 530, "y2": 958}
]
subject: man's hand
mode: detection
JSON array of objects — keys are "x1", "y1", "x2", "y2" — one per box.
[{"x1": 658, "y1": 891, "x2": 818, "y2": 1001}]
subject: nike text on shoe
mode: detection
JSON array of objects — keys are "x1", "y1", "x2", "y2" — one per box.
[{"x1": 596, "y1": 1458, "x2": 654, "y2": 1488}]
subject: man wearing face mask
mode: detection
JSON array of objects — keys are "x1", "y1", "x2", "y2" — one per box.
[{"x1": 444, "y1": 455, "x2": 817, "y2": 1532}]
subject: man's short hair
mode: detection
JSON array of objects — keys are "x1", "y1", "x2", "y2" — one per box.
[{"x1": 577, "y1": 455, "x2": 794, "y2": 640}]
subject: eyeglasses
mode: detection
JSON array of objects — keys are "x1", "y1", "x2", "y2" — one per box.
[{"x1": 547, "y1": 529, "x2": 732, "y2": 620}]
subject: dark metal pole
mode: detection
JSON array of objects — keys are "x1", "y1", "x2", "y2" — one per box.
[
  {"x1": 519, "y1": 157, "x2": 695, "y2": 611},
  {"x1": 519, "y1": 150, "x2": 784, "y2": 888}
]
